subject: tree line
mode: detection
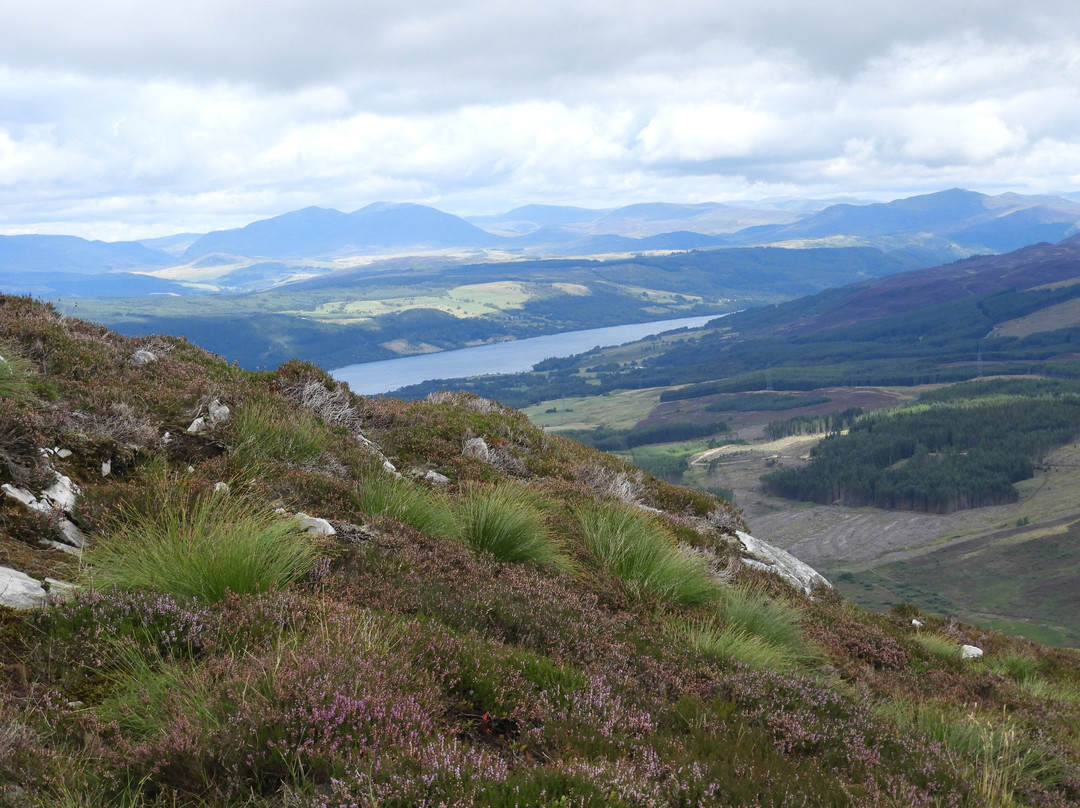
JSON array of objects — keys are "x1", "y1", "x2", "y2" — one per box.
[{"x1": 762, "y1": 387, "x2": 1080, "y2": 513}]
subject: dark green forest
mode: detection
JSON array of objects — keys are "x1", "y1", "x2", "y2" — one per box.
[{"x1": 762, "y1": 380, "x2": 1080, "y2": 513}]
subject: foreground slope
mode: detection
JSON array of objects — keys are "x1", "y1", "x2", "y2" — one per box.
[{"x1": 2, "y1": 295, "x2": 1080, "y2": 807}]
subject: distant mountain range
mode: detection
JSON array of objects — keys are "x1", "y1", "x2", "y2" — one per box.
[{"x1": 1, "y1": 189, "x2": 1078, "y2": 298}]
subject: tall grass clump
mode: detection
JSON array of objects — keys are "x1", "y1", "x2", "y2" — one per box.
[
  {"x1": 0, "y1": 340, "x2": 38, "y2": 403},
  {"x1": 354, "y1": 474, "x2": 458, "y2": 537},
  {"x1": 230, "y1": 393, "x2": 331, "y2": 466},
  {"x1": 88, "y1": 486, "x2": 319, "y2": 602},
  {"x1": 574, "y1": 502, "x2": 717, "y2": 605},
  {"x1": 718, "y1": 583, "x2": 817, "y2": 663},
  {"x1": 912, "y1": 631, "x2": 964, "y2": 663},
  {"x1": 682, "y1": 618, "x2": 792, "y2": 670},
  {"x1": 455, "y1": 484, "x2": 571, "y2": 570},
  {"x1": 876, "y1": 700, "x2": 1070, "y2": 804}
]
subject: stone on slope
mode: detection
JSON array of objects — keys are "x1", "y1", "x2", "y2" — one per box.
[
  {"x1": 0, "y1": 567, "x2": 47, "y2": 610},
  {"x1": 736, "y1": 530, "x2": 831, "y2": 595}
]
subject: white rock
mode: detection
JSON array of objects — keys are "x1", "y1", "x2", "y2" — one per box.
[
  {"x1": 39, "y1": 539, "x2": 82, "y2": 556},
  {"x1": 55, "y1": 448, "x2": 72, "y2": 459},
  {"x1": 2, "y1": 484, "x2": 38, "y2": 508},
  {"x1": 130, "y1": 349, "x2": 158, "y2": 365},
  {"x1": 41, "y1": 472, "x2": 79, "y2": 513},
  {"x1": 736, "y1": 530, "x2": 831, "y2": 596},
  {"x1": 186, "y1": 416, "x2": 207, "y2": 434},
  {"x1": 44, "y1": 578, "x2": 77, "y2": 599},
  {"x1": 212, "y1": 481, "x2": 230, "y2": 494},
  {"x1": 961, "y1": 644, "x2": 984, "y2": 660},
  {"x1": 208, "y1": 399, "x2": 230, "y2": 424},
  {"x1": 911, "y1": 618, "x2": 924, "y2": 628},
  {"x1": 424, "y1": 470, "x2": 451, "y2": 486},
  {"x1": 0, "y1": 567, "x2": 47, "y2": 610},
  {"x1": 2, "y1": 483, "x2": 51, "y2": 515},
  {"x1": 296, "y1": 513, "x2": 336, "y2": 536},
  {"x1": 56, "y1": 518, "x2": 88, "y2": 548},
  {"x1": 382, "y1": 459, "x2": 398, "y2": 475},
  {"x1": 101, "y1": 459, "x2": 112, "y2": 477}
]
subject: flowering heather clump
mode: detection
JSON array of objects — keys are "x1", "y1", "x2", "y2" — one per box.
[
  {"x1": 39, "y1": 587, "x2": 213, "y2": 672},
  {"x1": 805, "y1": 603, "x2": 911, "y2": 672}
]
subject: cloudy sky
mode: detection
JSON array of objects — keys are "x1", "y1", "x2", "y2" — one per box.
[{"x1": 2, "y1": 0, "x2": 1079, "y2": 240}]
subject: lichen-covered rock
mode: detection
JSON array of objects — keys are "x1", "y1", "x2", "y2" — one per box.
[
  {"x1": 296, "y1": 513, "x2": 336, "y2": 536},
  {"x1": 130, "y1": 349, "x2": 158, "y2": 365},
  {"x1": 736, "y1": 530, "x2": 831, "y2": 595},
  {"x1": 0, "y1": 566, "x2": 47, "y2": 610},
  {"x1": 462, "y1": 437, "x2": 491, "y2": 462}
]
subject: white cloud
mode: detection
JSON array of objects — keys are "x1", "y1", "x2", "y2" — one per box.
[{"x1": 2, "y1": 1, "x2": 1080, "y2": 238}]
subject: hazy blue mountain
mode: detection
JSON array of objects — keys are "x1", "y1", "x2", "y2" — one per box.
[
  {"x1": 467, "y1": 204, "x2": 610, "y2": 233},
  {"x1": 182, "y1": 202, "x2": 500, "y2": 260},
  {"x1": 505, "y1": 228, "x2": 730, "y2": 253},
  {"x1": 947, "y1": 205, "x2": 1079, "y2": 252},
  {"x1": 0, "y1": 234, "x2": 173, "y2": 275},
  {"x1": 728, "y1": 189, "x2": 1080, "y2": 251},
  {"x1": 137, "y1": 232, "x2": 204, "y2": 257},
  {"x1": 541, "y1": 231, "x2": 731, "y2": 255},
  {"x1": 470, "y1": 201, "x2": 800, "y2": 238},
  {"x1": 590, "y1": 202, "x2": 801, "y2": 237},
  {"x1": 1, "y1": 270, "x2": 194, "y2": 298},
  {"x1": 596, "y1": 201, "x2": 731, "y2": 223}
]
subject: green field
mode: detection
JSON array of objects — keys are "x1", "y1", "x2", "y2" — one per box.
[{"x1": 522, "y1": 388, "x2": 663, "y2": 431}]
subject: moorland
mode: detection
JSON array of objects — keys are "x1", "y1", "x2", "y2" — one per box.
[{"x1": 3, "y1": 294, "x2": 1080, "y2": 806}]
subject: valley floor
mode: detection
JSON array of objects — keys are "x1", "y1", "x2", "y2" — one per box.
[{"x1": 697, "y1": 423, "x2": 1080, "y2": 647}]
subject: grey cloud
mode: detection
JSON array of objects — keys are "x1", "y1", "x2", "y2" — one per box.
[
  {"x1": 2, "y1": 0, "x2": 1080, "y2": 238},
  {"x1": 6, "y1": 0, "x2": 1078, "y2": 99}
]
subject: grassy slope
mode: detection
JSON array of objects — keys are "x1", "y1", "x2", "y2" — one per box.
[{"x1": 3, "y1": 295, "x2": 1080, "y2": 806}]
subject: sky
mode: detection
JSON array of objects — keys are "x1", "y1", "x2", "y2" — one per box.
[{"x1": 2, "y1": 0, "x2": 1080, "y2": 241}]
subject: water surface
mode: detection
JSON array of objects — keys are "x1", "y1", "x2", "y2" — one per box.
[{"x1": 332, "y1": 314, "x2": 722, "y2": 395}]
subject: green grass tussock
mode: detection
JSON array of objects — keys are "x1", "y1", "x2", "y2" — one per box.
[
  {"x1": 353, "y1": 473, "x2": 458, "y2": 537},
  {"x1": 0, "y1": 340, "x2": 41, "y2": 404},
  {"x1": 229, "y1": 392, "x2": 331, "y2": 467},
  {"x1": 87, "y1": 482, "x2": 319, "y2": 602},
  {"x1": 682, "y1": 618, "x2": 793, "y2": 670},
  {"x1": 574, "y1": 501, "x2": 718, "y2": 605},
  {"x1": 455, "y1": 483, "x2": 572, "y2": 570}
]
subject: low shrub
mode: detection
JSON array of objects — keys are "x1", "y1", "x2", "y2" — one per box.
[
  {"x1": 87, "y1": 482, "x2": 319, "y2": 602},
  {"x1": 574, "y1": 502, "x2": 718, "y2": 606}
]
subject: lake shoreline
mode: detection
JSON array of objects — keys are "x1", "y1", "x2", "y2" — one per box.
[{"x1": 331, "y1": 314, "x2": 724, "y2": 396}]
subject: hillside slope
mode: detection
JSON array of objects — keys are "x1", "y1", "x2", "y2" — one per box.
[{"x1": 2, "y1": 295, "x2": 1080, "y2": 807}]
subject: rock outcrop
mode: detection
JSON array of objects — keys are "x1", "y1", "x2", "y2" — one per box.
[{"x1": 736, "y1": 530, "x2": 831, "y2": 595}]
